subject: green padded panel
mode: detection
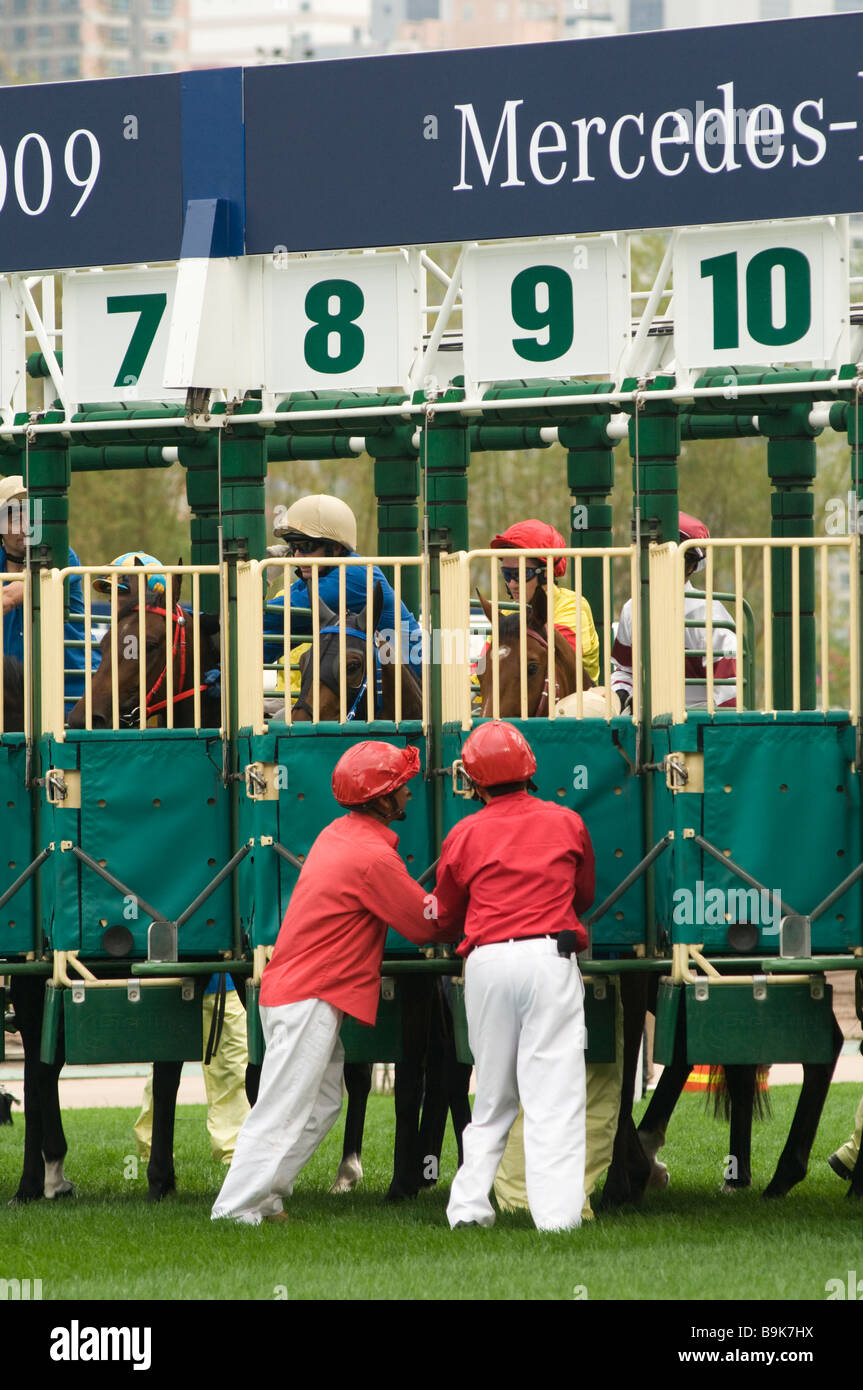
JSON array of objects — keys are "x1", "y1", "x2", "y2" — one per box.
[
  {"x1": 449, "y1": 974, "x2": 616, "y2": 1065},
  {"x1": 341, "y1": 992, "x2": 403, "y2": 1063},
  {"x1": 41, "y1": 732, "x2": 232, "y2": 958},
  {"x1": 0, "y1": 985, "x2": 4, "y2": 1061},
  {"x1": 244, "y1": 722, "x2": 435, "y2": 956},
  {"x1": 58, "y1": 980, "x2": 205, "y2": 1064},
  {"x1": 700, "y1": 720, "x2": 860, "y2": 954},
  {"x1": 653, "y1": 978, "x2": 682, "y2": 1066},
  {"x1": 683, "y1": 980, "x2": 835, "y2": 1064},
  {"x1": 442, "y1": 720, "x2": 644, "y2": 952},
  {"x1": 0, "y1": 737, "x2": 36, "y2": 957}
]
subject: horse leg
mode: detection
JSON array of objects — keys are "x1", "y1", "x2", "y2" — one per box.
[
  {"x1": 330, "y1": 1062, "x2": 371, "y2": 1193},
  {"x1": 763, "y1": 1014, "x2": 844, "y2": 1198},
  {"x1": 8, "y1": 976, "x2": 70, "y2": 1205},
  {"x1": 387, "y1": 975, "x2": 430, "y2": 1202},
  {"x1": 599, "y1": 972, "x2": 653, "y2": 1209},
  {"x1": 721, "y1": 1065, "x2": 755, "y2": 1191},
  {"x1": 849, "y1": 1137, "x2": 863, "y2": 1199},
  {"x1": 245, "y1": 1062, "x2": 261, "y2": 1107},
  {"x1": 147, "y1": 1060, "x2": 182, "y2": 1201}
]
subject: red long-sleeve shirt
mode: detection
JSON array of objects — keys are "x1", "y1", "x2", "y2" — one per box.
[
  {"x1": 260, "y1": 813, "x2": 438, "y2": 1026},
  {"x1": 432, "y1": 791, "x2": 595, "y2": 957}
]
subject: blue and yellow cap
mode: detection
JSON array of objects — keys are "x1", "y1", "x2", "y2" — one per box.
[{"x1": 92, "y1": 552, "x2": 167, "y2": 596}]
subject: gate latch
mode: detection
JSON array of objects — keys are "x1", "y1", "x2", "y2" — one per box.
[
  {"x1": 450, "y1": 758, "x2": 475, "y2": 799},
  {"x1": 244, "y1": 763, "x2": 280, "y2": 801},
  {"x1": 45, "y1": 769, "x2": 81, "y2": 809},
  {"x1": 664, "y1": 752, "x2": 704, "y2": 794}
]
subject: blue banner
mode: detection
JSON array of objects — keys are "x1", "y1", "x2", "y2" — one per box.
[{"x1": 244, "y1": 11, "x2": 863, "y2": 253}]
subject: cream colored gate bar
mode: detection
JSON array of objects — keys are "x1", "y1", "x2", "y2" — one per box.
[
  {"x1": 445, "y1": 546, "x2": 638, "y2": 726},
  {"x1": 670, "y1": 536, "x2": 860, "y2": 719},
  {"x1": 242, "y1": 555, "x2": 429, "y2": 732},
  {"x1": 0, "y1": 571, "x2": 30, "y2": 738},
  {"x1": 41, "y1": 564, "x2": 222, "y2": 740}
]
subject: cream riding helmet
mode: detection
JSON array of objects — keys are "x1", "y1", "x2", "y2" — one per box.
[{"x1": 273, "y1": 494, "x2": 358, "y2": 553}]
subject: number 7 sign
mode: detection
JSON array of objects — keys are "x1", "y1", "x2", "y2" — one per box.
[{"x1": 62, "y1": 268, "x2": 185, "y2": 407}]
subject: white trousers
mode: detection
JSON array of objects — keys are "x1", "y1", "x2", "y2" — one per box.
[
  {"x1": 211, "y1": 998, "x2": 344, "y2": 1225},
  {"x1": 447, "y1": 938, "x2": 586, "y2": 1232}
]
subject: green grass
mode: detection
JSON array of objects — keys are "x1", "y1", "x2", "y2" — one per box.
[{"x1": 2, "y1": 1084, "x2": 862, "y2": 1301}]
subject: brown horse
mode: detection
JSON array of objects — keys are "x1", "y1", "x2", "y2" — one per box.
[
  {"x1": 475, "y1": 583, "x2": 594, "y2": 718},
  {"x1": 67, "y1": 571, "x2": 220, "y2": 732}
]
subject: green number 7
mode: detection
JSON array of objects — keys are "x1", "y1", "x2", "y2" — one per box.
[{"x1": 107, "y1": 293, "x2": 167, "y2": 388}]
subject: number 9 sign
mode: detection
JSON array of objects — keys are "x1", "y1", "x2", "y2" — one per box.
[
  {"x1": 461, "y1": 236, "x2": 630, "y2": 386},
  {"x1": 262, "y1": 252, "x2": 421, "y2": 392}
]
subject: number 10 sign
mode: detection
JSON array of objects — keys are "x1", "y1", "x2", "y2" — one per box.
[
  {"x1": 673, "y1": 220, "x2": 849, "y2": 373},
  {"x1": 461, "y1": 235, "x2": 630, "y2": 385}
]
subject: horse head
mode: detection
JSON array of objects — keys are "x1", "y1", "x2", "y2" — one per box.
[
  {"x1": 476, "y1": 584, "x2": 589, "y2": 718},
  {"x1": 67, "y1": 570, "x2": 219, "y2": 729}
]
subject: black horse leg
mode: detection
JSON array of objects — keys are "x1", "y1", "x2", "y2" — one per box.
[
  {"x1": 330, "y1": 1062, "x2": 372, "y2": 1192},
  {"x1": 387, "y1": 975, "x2": 430, "y2": 1202},
  {"x1": 600, "y1": 971, "x2": 653, "y2": 1209},
  {"x1": 245, "y1": 1062, "x2": 261, "y2": 1107},
  {"x1": 722, "y1": 1065, "x2": 755, "y2": 1190},
  {"x1": 9, "y1": 976, "x2": 70, "y2": 1204},
  {"x1": 148, "y1": 1059, "x2": 182, "y2": 1201},
  {"x1": 416, "y1": 980, "x2": 472, "y2": 1181},
  {"x1": 763, "y1": 1014, "x2": 844, "y2": 1198}
]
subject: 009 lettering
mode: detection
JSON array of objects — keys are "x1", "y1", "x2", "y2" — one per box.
[
  {"x1": 700, "y1": 247, "x2": 812, "y2": 352},
  {"x1": 511, "y1": 264, "x2": 574, "y2": 363},
  {"x1": 303, "y1": 278, "x2": 365, "y2": 374}
]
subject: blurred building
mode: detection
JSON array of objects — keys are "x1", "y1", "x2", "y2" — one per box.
[
  {"x1": 0, "y1": 0, "x2": 188, "y2": 83},
  {"x1": 187, "y1": 0, "x2": 377, "y2": 65}
]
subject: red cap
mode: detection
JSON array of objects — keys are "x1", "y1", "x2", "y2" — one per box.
[
  {"x1": 490, "y1": 520, "x2": 568, "y2": 579},
  {"x1": 678, "y1": 512, "x2": 710, "y2": 543},
  {"x1": 332, "y1": 742, "x2": 421, "y2": 807},
  {"x1": 461, "y1": 720, "x2": 537, "y2": 788}
]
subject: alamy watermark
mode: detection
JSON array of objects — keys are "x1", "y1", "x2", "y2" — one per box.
[{"x1": 672, "y1": 883, "x2": 782, "y2": 936}]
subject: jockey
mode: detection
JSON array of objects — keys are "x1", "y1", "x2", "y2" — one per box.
[
  {"x1": 611, "y1": 511, "x2": 738, "y2": 711},
  {"x1": 489, "y1": 519, "x2": 600, "y2": 684},
  {"x1": 0, "y1": 475, "x2": 98, "y2": 715},
  {"x1": 263, "y1": 494, "x2": 424, "y2": 699},
  {"x1": 92, "y1": 551, "x2": 168, "y2": 599}
]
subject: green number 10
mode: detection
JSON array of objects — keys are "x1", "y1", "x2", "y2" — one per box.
[
  {"x1": 304, "y1": 279, "x2": 365, "y2": 373},
  {"x1": 511, "y1": 265, "x2": 574, "y2": 362},
  {"x1": 700, "y1": 247, "x2": 812, "y2": 351}
]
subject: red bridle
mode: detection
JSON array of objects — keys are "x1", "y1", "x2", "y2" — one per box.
[{"x1": 124, "y1": 603, "x2": 207, "y2": 719}]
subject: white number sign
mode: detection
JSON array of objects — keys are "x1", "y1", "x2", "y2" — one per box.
[
  {"x1": 262, "y1": 252, "x2": 421, "y2": 393},
  {"x1": 62, "y1": 268, "x2": 185, "y2": 407},
  {"x1": 461, "y1": 235, "x2": 630, "y2": 385},
  {"x1": 673, "y1": 219, "x2": 848, "y2": 373}
]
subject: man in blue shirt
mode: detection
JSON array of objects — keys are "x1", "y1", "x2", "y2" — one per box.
[
  {"x1": 0, "y1": 475, "x2": 97, "y2": 716},
  {"x1": 263, "y1": 494, "x2": 424, "y2": 701}
]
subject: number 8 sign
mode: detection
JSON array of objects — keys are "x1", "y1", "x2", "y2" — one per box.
[
  {"x1": 673, "y1": 220, "x2": 848, "y2": 372},
  {"x1": 461, "y1": 236, "x2": 630, "y2": 386},
  {"x1": 262, "y1": 252, "x2": 421, "y2": 393}
]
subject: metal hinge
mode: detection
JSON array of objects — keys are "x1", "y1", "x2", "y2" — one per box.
[
  {"x1": 693, "y1": 979, "x2": 709, "y2": 1001},
  {"x1": 71, "y1": 981, "x2": 85, "y2": 1004},
  {"x1": 46, "y1": 769, "x2": 81, "y2": 808},
  {"x1": 244, "y1": 762, "x2": 280, "y2": 801},
  {"x1": 753, "y1": 975, "x2": 767, "y2": 1002},
  {"x1": 809, "y1": 977, "x2": 825, "y2": 1001},
  {"x1": 127, "y1": 979, "x2": 141, "y2": 1003},
  {"x1": 591, "y1": 978, "x2": 607, "y2": 1001},
  {"x1": 381, "y1": 977, "x2": 395, "y2": 1002},
  {"x1": 181, "y1": 979, "x2": 195, "y2": 1002}
]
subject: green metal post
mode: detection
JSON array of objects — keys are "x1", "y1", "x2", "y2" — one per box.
[
  {"x1": 761, "y1": 405, "x2": 818, "y2": 710},
  {"x1": 845, "y1": 398, "x2": 863, "y2": 726},
  {"x1": 558, "y1": 418, "x2": 616, "y2": 671},
  {"x1": 367, "y1": 427, "x2": 421, "y2": 616},
  {"x1": 181, "y1": 438, "x2": 221, "y2": 614}
]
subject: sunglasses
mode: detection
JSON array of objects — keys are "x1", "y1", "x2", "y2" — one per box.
[
  {"x1": 501, "y1": 566, "x2": 541, "y2": 584},
  {"x1": 288, "y1": 538, "x2": 326, "y2": 556}
]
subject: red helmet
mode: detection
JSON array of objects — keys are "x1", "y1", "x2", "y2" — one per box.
[
  {"x1": 678, "y1": 511, "x2": 709, "y2": 571},
  {"x1": 461, "y1": 721, "x2": 537, "y2": 788},
  {"x1": 490, "y1": 520, "x2": 568, "y2": 579},
  {"x1": 332, "y1": 742, "x2": 421, "y2": 807}
]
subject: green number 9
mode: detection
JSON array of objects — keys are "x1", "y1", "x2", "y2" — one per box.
[{"x1": 511, "y1": 265, "x2": 574, "y2": 363}]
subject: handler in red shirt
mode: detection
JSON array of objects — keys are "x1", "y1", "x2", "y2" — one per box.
[
  {"x1": 212, "y1": 741, "x2": 436, "y2": 1225},
  {"x1": 433, "y1": 720, "x2": 594, "y2": 1232}
]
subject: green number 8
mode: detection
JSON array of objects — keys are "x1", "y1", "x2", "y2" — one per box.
[{"x1": 304, "y1": 279, "x2": 365, "y2": 374}]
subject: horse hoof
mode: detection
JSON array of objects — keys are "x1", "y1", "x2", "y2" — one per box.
[
  {"x1": 385, "y1": 1186, "x2": 419, "y2": 1203},
  {"x1": 720, "y1": 1180, "x2": 750, "y2": 1194},
  {"x1": 646, "y1": 1160, "x2": 669, "y2": 1190},
  {"x1": 637, "y1": 1129, "x2": 667, "y2": 1164},
  {"x1": 8, "y1": 1190, "x2": 41, "y2": 1207},
  {"x1": 44, "y1": 1181, "x2": 76, "y2": 1201},
  {"x1": 329, "y1": 1156, "x2": 363, "y2": 1194},
  {"x1": 146, "y1": 1183, "x2": 176, "y2": 1203}
]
